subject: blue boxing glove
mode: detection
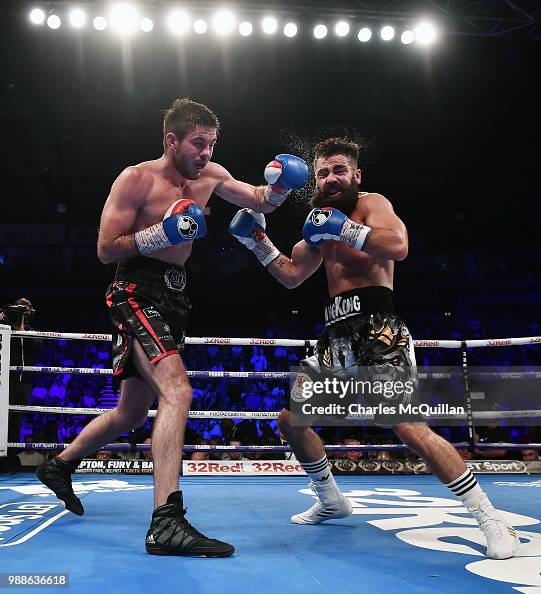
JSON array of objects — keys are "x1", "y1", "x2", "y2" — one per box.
[
  {"x1": 263, "y1": 154, "x2": 310, "y2": 207},
  {"x1": 134, "y1": 199, "x2": 207, "y2": 256},
  {"x1": 302, "y1": 207, "x2": 372, "y2": 251},
  {"x1": 229, "y1": 208, "x2": 280, "y2": 266}
]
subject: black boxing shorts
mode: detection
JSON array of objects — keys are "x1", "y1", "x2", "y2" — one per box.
[
  {"x1": 287, "y1": 286, "x2": 422, "y2": 426},
  {"x1": 106, "y1": 257, "x2": 191, "y2": 390}
]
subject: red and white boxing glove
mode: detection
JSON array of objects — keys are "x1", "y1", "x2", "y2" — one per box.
[
  {"x1": 229, "y1": 208, "x2": 280, "y2": 266},
  {"x1": 263, "y1": 154, "x2": 310, "y2": 207}
]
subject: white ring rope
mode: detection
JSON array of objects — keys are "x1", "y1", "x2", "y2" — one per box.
[
  {"x1": 9, "y1": 366, "x2": 294, "y2": 379},
  {"x1": 7, "y1": 441, "x2": 541, "y2": 452},
  {"x1": 9, "y1": 366, "x2": 541, "y2": 382},
  {"x1": 11, "y1": 330, "x2": 541, "y2": 349},
  {"x1": 8, "y1": 404, "x2": 540, "y2": 421}
]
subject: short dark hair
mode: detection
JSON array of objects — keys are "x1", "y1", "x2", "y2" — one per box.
[
  {"x1": 313, "y1": 137, "x2": 360, "y2": 169},
  {"x1": 163, "y1": 98, "x2": 220, "y2": 146},
  {"x1": 15, "y1": 297, "x2": 32, "y2": 308}
]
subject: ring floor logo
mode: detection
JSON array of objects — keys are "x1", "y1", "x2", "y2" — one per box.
[
  {"x1": 298, "y1": 485, "x2": 541, "y2": 592},
  {"x1": 0, "y1": 480, "x2": 153, "y2": 547}
]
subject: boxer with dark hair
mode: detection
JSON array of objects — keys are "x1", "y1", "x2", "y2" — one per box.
[
  {"x1": 230, "y1": 137, "x2": 518, "y2": 560},
  {"x1": 36, "y1": 98, "x2": 309, "y2": 557}
]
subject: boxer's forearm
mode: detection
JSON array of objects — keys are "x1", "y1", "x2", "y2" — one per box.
[
  {"x1": 253, "y1": 185, "x2": 278, "y2": 214},
  {"x1": 267, "y1": 254, "x2": 303, "y2": 289},
  {"x1": 97, "y1": 234, "x2": 139, "y2": 264},
  {"x1": 361, "y1": 228, "x2": 408, "y2": 261}
]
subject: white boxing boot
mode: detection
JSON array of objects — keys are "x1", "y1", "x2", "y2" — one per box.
[
  {"x1": 467, "y1": 492, "x2": 519, "y2": 559},
  {"x1": 291, "y1": 478, "x2": 353, "y2": 525}
]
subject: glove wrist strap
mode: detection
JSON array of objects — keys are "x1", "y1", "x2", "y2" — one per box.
[
  {"x1": 264, "y1": 185, "x2": 291, "y2": 207},
  {"x1": 134, "y1": 223, "x2": 171, "y2": 256},
  {"x1": 340, "y1": 220, "x2": 373, "y2": 251},
  {"x1": 251, "y1": 234, "x2": 281, "y2": 266}
]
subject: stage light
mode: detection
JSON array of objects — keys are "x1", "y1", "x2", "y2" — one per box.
[
  {"x1": 193, "y1": 19, "x2": 207, "y2": 34},
  {"x1": 167, "y1": 9, "x2": 190, "y2": 34},
  {"x1": 357, "y1": 27, "x2": 372, "y2": 42},
  {"x1": 401, "y1": 30, "x2": 414, "y2": 44},
  {"x1": 47, "y1": 15, "x2": 61, "y2": 29},
  {"x1": 415, "y1": 21, "x2": 437, "y2": 44},
  {"x1": 140, "y1": 17, "x2": 153, "y2": 32},
  {"x1": 380, "y1": 26, "x2": 395, "y2": 41},
  {"x1": 110, "y1": 4, "x2": 139, "y2": 34},
  {"x1": 314, "y1": 24, "x2": 327, "y2": 39},
  {"x1": 29, "y1": 8, "x2": 45, "y2": 25},
  {"x1": 239, "y1": 21, "x2": 253, "y2": 36},
  {"x1": 212, "y1": 10, "x2": 235, "y2": 35},
  {"x1": 262, "y1": 16, "x2": 278, "y2": 34},
  {"x1": 335, "y1": 21, "x2": 349, "y2": 37},
  {"x1": 68, "y1": 8, "x2": 86, "y2": 29},
  {"x1": 93, "y1": 16, "x2": 107, "y2": 31},
  {"x1": 283, "y1": 22, "x2": 297, "y2": 38}
]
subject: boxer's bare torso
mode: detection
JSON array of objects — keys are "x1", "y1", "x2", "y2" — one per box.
[{"x1": 320, "y1": 192, "x2": 395, "y2": 296}]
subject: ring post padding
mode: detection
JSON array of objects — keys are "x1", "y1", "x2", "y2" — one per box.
[{"x1": 0, "y1": 325, "x2": 11, "y2": 457}]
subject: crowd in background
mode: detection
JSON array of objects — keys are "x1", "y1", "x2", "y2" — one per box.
[{"x1": 5, "y1": 312, "x2": 540, "y2": 470}]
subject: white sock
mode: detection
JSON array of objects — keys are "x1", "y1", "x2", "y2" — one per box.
[
  {"x1": 446, "y1": 468, "x2": 484, "y2": 505},
  {"x1": 300, "y1": 456, "x2": 333, "y2": 484}
]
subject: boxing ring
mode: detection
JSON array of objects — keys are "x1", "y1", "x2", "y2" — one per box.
[{"x1": 1, "y1": 327, "x2": 540, "y2": 593}]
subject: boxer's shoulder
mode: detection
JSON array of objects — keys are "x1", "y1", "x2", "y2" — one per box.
[
  {"x1": 116, "y1": 162, "x2": 155, "y2": 194},
  {"x1": 355, "y1": 192, "x2": 392, "y2": 215},
  {"x1": 199, "y1": 160, "x2": 229, "y2": 181}
]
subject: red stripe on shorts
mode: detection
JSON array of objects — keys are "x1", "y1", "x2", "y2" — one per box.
[
  {"x1": 125, "y1": 282, "x2": 168, "y2": 354},
  {"x1": 114, "y1": 322, "x2": 130, "y2": 374},
  {"x1": 106, "y1": 281, "x2": 116, "y2": 308},
  {"x1": 150, "y1": 350, "x2": 178, "y2": 364}
]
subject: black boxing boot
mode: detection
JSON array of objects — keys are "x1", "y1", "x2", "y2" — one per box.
[
  {"x1": 36, "y1": 456, "x2": 84, "y2": 516},
  {"x1": 145, "y1": 491, "x2": 235, "y2": 557}
]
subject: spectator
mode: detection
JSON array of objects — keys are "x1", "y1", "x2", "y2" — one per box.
[
  {"x1": 225, "y1": 439, "x2": 249, "y2": 461},
  {"x1": 521, "y1": 449, "x2": 540, "y2": 461},
  {"x1": 250, "y1": 347, "x2": 268, "y2": 371},
  {"x1": 344, "y1": 438, "x2": 363, "y2": 462}
]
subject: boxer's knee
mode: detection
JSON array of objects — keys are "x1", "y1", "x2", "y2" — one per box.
[
  {"x1": 393, "y1": 422, "x2": 431, "y2": 449},
  {"x1": 158, "y1": 383, "x2": 192, "y2": 408},
  {"x1": 278, "y1": 409, "x2": 310, "y2": 440},
  {"x1": 278, "y1": 409, "x2": 291, "y2": 435},
  {"x1": 116, "y1": 406, "x2": 149, "y2": 431},
  {"x1": 131, "y1": 412, "x2": 150, "y2": 430}
]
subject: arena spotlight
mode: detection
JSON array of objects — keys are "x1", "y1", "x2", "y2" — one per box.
[
  {"x1": 193, "y1": 19, "x2": 207, "y2": 34},
  {"x1": 335, "y1": 21, "x2": 350, "y2": 37},
  {"x1": 262, "y1": 16, "x2": 278, "y2": 34},
  {"x1": 212, "y1": 10, "x2": 235, "y2": 35},
  {"x1": 93, "y1": 16, "x2": 107, "y2": 30},
  {"x1": 47, "y1": 14, "x2": 61, "y2": 29},
  {"x1": 140, "y1": 17, "x2": 153, "y2": 32},
  {"x1": 239, "y1": 21, "x2": 253, "y2": 36},
  {"x1": 167, "y1": 9, "x2": 190, "y2": 34},
  {"x1": 357, "y1": 27, "x2": 372, "y2": 42},
  {"x1": 380, "y1": 25, "x2": 395, "y2": 41},
  {"x1": 415, "y1": 21, "x2": 437, "y2": 44},
  {"x1": 110, "y1": 4, "x2": 139, "y2": 34},
  {"x1": 283, "y1": 22, "x2": 297, "y2": 38},
  {"x1": 29, "y1": 8, "x2": 45, "y2": 25},
  {"x1": 401, "y1": 30, "x2": 414, "y2": 45},
  {"x1": 314, "y1": 24, "x2": 328, "y2": 39},
  {"x1": 68, "y1": 8, "x2": 86, "y2": 28}
]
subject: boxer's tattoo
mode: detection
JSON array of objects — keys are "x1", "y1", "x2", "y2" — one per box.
[{"x1": 275, "y1": 255, "x2": 287, "y2": 268}]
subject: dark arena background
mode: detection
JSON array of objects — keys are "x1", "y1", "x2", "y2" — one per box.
[{"x1": 1, "y1": 2, "x2": 540, "y2": 593}]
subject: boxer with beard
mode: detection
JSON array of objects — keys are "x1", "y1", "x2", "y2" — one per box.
[
  {"x1": 310, "y1": 172, "x2": 359, "y2": 217},
  {"x1": 229, "y1": 137, "x2": 518, "y2": 560}
]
